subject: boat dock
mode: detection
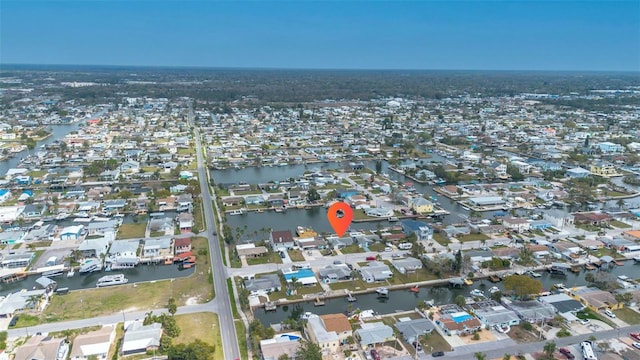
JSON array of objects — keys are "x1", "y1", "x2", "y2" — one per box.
[
  {"x1": 314, "y1": 297, "x2": 326, "y2": 306},
  {"x1": 346, "y1": 291, "x2": 357, "y2": 302},
  {"x1": 264, "y1": 301, "x2": 277, "y2": 311}
]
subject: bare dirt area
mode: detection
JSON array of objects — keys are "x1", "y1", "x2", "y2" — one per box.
[
  {"x1": 507, "y1": 325, "x2": 540, "y2": 343},
  {"x1": 459, "y1": 329, "x2": 496, "y2": 345}
]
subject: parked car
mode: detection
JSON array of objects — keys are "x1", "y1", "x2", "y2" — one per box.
[
  {"x1": 432, "y1": 351, "x2": 445, "y2": 357},
  {"x1": 370, "y1": 349, "x2": 381, "y2": 360},
  {"x1": 8, "y1": 316, "x2": 18, "y2": 327},
  {"x1": 559, "y1": 348, "x2": 575, "y2": 359},
  {"x1": 604, "y1": 309, "x2": 616, "y2": 318},
  {"x1": 366, "y1": 256, "x2": 376, "y2": 261},
  {"x1": 633, "y1": 343, "x2": 640, "y2": 350},
  {"x1": 630, "y1": 332, "x2": 640, "y2": 341},
  {"x1": 579, "y1": 318, "x2": 590, "y2": 325}
]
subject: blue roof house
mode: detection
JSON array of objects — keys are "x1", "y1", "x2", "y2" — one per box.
[
  {"x1": 0, "y1": 189, "x2": 11, "y2": 203},
  {"x1": 401, "y1": 220, "x2": 434, "y2": 241}
]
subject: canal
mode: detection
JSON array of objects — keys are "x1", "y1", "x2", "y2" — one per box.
[
  {"x1": 0, "y1": 264, "x2": 195, "y2": 296},
  {"x1": 255, "y1": 261, "x2": 640, "y2": 325}
]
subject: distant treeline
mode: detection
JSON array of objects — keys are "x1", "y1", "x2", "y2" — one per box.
[{"x1": 1, "y1": 65, "x2": 639, "y2": 104}]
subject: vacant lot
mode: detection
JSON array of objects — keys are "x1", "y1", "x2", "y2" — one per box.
[
  {"x1": 614, "y1": 307, "x2": 640, "y2": 325},
  {"x1": 507, "y1": 325, "x2": 539, "y2": 343},
  {"x1": 38, "y1": 237, "x2": 213, "y2": 325},
  {"x1": 116, "y1": 223, "x2": 146, "y2": 239},
  {"x1": 174, "y1": 312, "x2": 222, "y2": 349}
]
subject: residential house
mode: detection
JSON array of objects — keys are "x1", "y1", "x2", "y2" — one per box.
[
  {"x1": 270, "y1": 230, "x2": 295, "y2": 250},
  {"x1": 243, "y1": 274, "x2": 281, "y2": 295},
  {"x1": 222, "y1": 196, "x2": 244, "y2": 207},
  {"x1": 543, "y1": 210, "x2": 574, "y2": 229},
  {"x1": 572, "y1": 287, "x2": 622, "y2": 311},
  {"x1": 501, "y1": 217, "x2": 530, "y2": 233},
  {"x1": 87, "y1": 220, "x2": 119, "y2": 237},
  {"x1": 13, "y1": 334, "x2": 69, "y2": 360},
  {"x1": 78, "y1": 236, "x2": 110, "y2": 259},
  {"x1": 281, "y1": 268, "x2": 318, "y2": 286},
  {"x1": 566, "y1": 167, "x2": 591, "y2": 178},
  {"x1": 395, "y1": 318, "x2": 435, "y2": 343},
  {"x1": 236, "y1": 243, "x2": 268, "y2": 258},
  {"x1": 359, "y1": 261, "x2": 393, "y2": 283},
  {"x1": 59, "y1": 225, "x2": 84, "y2": 241},
  {"x1": 0, "y1": 252, "x2": 34, "y2": 269},
  {"x1": 400, "y1": 220, "x2": 433, "y2": 241},
  {"x1": 409, "y1": 197, "x2": 434, "y2": 214},
  {"x1": 177, "y1": 212, "x2": 193, "y2": 233},
  {"x1": 317, "y1": 264, "x2": 352, "y2": 284},
  {"x1": 106, "y1": 240, "x2": 140, "y2": 268},
  {"x1": 354, "y1": 322, "x2": 394, "y2": 348},
  {"x1": 505, "y1": 300, "x2": 556, "y2": 323},
  {"x1": 120, "y1": 160, "x2": 140, "y2": 173},
  {"x1": 0, "y1": 189, "x2": 11, "y2": 203},
  {"x1": 260, "y1": 336, "x2": 301, "y2": 360},
  {"x1": 148, "y1": 217, "x2": 174, "y2": 236},
  {"x1": 437, "y1": 311, "x2": 483, "y2": 336},
  {"x1": 596, "y1": 142, "x2": 625, "y2": 154},
  {"x1": 69, "y1": 326, "x2": 116, "y2": 360},
  {"x1": 122, "y1": 321, "x2": 162, "y2": 356},
  {"x1": 573, "y1": 212, "x2": 612, "y2": 226},
  {"x1": 0, "y1": 230, "x2": 26, "y2": 245},
  {"x1": 143, "y1": 237, "x2": 173, "y2": 260},
  {"x1": 305, "y1": 315, "x2": 341, "y2": 355},
  {"x1": 391, "y1": 257, "x2": 423, "y2": 274},
  {"x1": 22, "y1": 204, "x2": 46, "y2": 219},
  {"x1": 590, "y1": 161, "x2": 619, "y2": 177},
  {"x1": 174, "y1": 237, "x2": 192, "y2": 254},
  {"x1": 102, "y1": 199, "x2": 127, "y2": 212},
  {"x1": 176, "y1": 194, "x2": 193, "y2": 212},
  {"x1": 471, "y1": 300, "x2": 520, "y2": 328}
]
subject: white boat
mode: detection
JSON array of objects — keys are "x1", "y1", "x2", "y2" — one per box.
[
  {"x1": 470, "y1": 289, "x2": 485, "y2": 297},
  {"x1": 55, "y1": 213, "x2": 70, "y2": 221},
  {"x1": 301, "y1": 311, "x2": 318, "y2": 320},
  {"x1": 388, "y1": 216, "x2": 399, "y2": 222},
  {"x1": 376, "y1": 287, "x2": 389, "y2": 297},
  {"x1": 488, "y1": 286, "x2": 500, "y2": 294},
  {"x1": 527, "y1": 270, "x2": 541, "y2": 278},
  {"x1": 229, "y1": 209, "x2": 246, "y2": 216},
  {"x1": 79, "y1": 259, "x2": 102, "y2": 273},
  {"x1": 66, "y1": 269, "x2": 75, "y2": 278},
  {"x1": 634, "y1": 256, "x2": 640, "y2": 263},
  {"x1": 42, "y1": 269, "x2": 64, "y2": 277},
  {"x1": 96, "y1": 274, "x2": 128, "y2": 287}
]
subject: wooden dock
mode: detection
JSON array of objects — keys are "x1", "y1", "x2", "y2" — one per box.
[
  {"x1": 314, "y1": 297, "x2": 326, "y2": 306},
  {"x1": 346, "y1": 292, "x2": 357, "y2": 302},
  {"x1": 264, "y1": 301, "x2": 277, "y2": 311}
]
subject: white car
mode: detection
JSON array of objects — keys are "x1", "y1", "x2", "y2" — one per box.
[
  {"x1": 579, "y1": 319, "x2": 590, "y2": 325},
  {"x1": 633, "y1": 342, "x2": 640, "y2": 350},
  {"x1": 604, "y1": 309, "x2": 616, "y2": 318}
]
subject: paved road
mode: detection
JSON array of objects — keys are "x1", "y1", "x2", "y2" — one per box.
[
  {"x1": 190, "y1": 103, "x2": 241, "y2": 360},
  {"x1": 443, "y1": 324, "x2": 640, "y2": 360}
]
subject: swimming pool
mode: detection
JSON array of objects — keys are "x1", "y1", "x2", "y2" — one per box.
[
  {"x1": 450, "y1": 312, "x2": 472, "y2": 323},
  {"x1": 280, "y1": 334, "x2": 301, "y2": 341}
]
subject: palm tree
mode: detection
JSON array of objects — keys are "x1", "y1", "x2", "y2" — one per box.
[
  {"x1": 503, "y1": 354, "x2": 511, "y2": 360},
  {"x1": 616, "y1": 198, "x2": 626, "y2": 210},
  {"x1": 27, "y1": 294, "x2": 43, "y2": 310},
  {"x1": 474, "y1": 352, "x2": 487, "y2": 360}
]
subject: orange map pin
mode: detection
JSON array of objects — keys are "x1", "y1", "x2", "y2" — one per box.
[{"x1": 327, "y1": 202, "x2": 353, "y2": 237}]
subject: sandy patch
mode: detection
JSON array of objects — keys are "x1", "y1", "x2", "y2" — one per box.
[
  {"x1": 185, "y1": 297, "x2": 199, "y2": 306},
  {"x1": 459, "y1": 329, "x2": 496, "y2": 345}
]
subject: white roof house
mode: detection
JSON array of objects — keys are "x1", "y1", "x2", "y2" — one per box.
[
  {"x1": 122, "y1": 321, "x2": 162, "y2": 355},
  {"x1": 70, "y1": 326, "x2": 116, "y2": 360}
]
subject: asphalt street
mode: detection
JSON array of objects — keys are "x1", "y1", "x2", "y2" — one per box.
[{"x1": 190, "y1": 103, "x2": 241, "y2": 360}]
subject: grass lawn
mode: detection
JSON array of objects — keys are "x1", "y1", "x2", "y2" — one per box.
[
  {"x1": 247, "y1": 251, "x2": 282, "y2": 265},
  {"x1": 433, "y1": 232, "x2": 450, "y2": 246},
  {"x1": 613, "y1": 307, "x2": 640, "y2": 325},
  {"x1": 369, "y1": 242, "x2": 386, "y2": 252},
  {"x1": 116, "y1": 222, "x2": 147, "y2": 239},
  {"x1": 178, "y1": 146, "x2": 194, "y2": 155},
  {"x1": 328, "y1": 279, "x2": 377, "y2": 292},
  {"x1": 352, "y1": 209, "x2": 374, "y2": 221},
  {"x1": 340, "y1": 244, "x2": 364, "y2": 254},
  {"x1": 173, "y1": 312, "x2": 222, "y2": 349},
  {"x1": 193, "y1": 199, "x2": 205, "y2": 233},
  {"x1": 27, "y1": 240, "x2": 52, "y2": 248},
  {"x1": 38, "y1": 237, "x2": 213, "y2": 326},
  {"x1": 235, "y1": 320, "x2": 248, "y2": 360},
  {"x1": 28, "y1": 170, "x2": 47, "y2": 178},
  {"x1": 288, "y1": 249, "x2": 306, "y2": 262},
  {"x1": 421, "y1": 331, "x2": 451, "y2": 354},
  {"x1": 576, "y1": 308, "x2": 616, "y2": 327},
  {"x1": 385, "y1": 266, "x2": 438, "y2": 285},
  {"x1": 610, "y1": 220, "x2": 632, "y2": 229},
  {"x1": 456, "y1": 233, "x2": 490, "y2": 242}
]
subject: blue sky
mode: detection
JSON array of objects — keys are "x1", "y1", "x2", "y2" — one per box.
[{"x1": 1, "y1": 1, "x2": 639, "y2": 71}]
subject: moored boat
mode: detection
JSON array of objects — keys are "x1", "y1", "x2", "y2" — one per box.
[
  {"x1": 409, "y1": 286, "x2": 420, "y2": 293},
  {"x1": 96, "y1": 274, "x2": 128, "y2": 287},
  {"x1": 376, "y1": 287, "x2": 389, "y2": 297}
]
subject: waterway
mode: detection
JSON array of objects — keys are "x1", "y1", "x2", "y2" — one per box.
[
  {"x1": 255, "y1": 261, "x2": 640, "y2": 325},
  {"x1": 0, "y1": 123, "x2": 83, "y2": 177},
  {"x1": 0, "y1": 264, "x2": 195, "y2": 296}
]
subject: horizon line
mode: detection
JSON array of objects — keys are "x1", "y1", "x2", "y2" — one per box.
[{"x1": 2, "y1": 63, "x2": 639, "y2": 74}]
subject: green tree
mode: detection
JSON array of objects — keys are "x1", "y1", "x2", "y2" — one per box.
[
  {"x1": 375, "y1": 160, "x2": 383, "y2": 174},
  {"x1": 474, "y1": 352, "x2": 487, "y2": 360},
  {"x1": 167, "y1": 297, "x2": 177, "y2": 316},
  {"x1": 503, "y1": 354, "x2": 511, "y2": 360},
  {"x1": 306, "y1": 187, "x2": 320, "y2": 202},
  {"x1": 454, "y1": 295, "x2": 466, "y2": 308},
  {"x1": 167, "y1": 339, "x2": 215, "y2": 360},
  {"x1": 543, "y1": 341, "x2": 556, "y2": 359},
  {"x1": 295, "y1": 340, "x2": 322, "y2": 360},
  {"x1": 503, "y1": 275, "x2": 542, "y2": 299}
]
